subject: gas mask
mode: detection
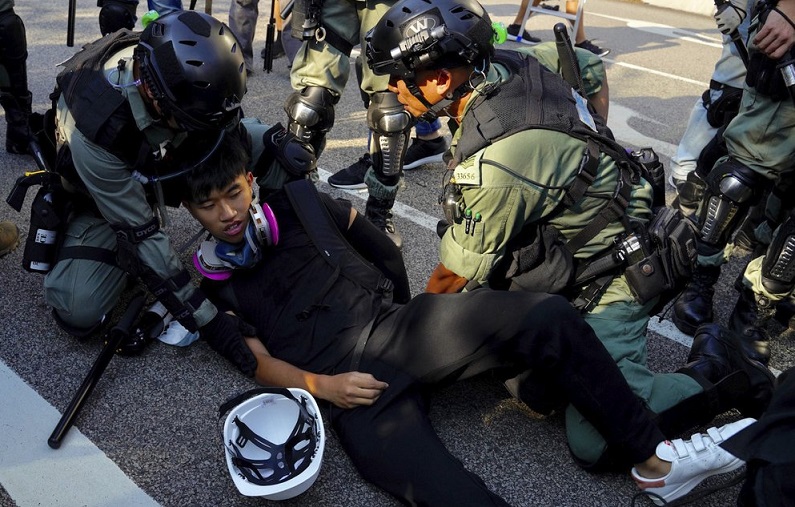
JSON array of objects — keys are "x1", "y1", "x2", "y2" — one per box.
[{"x1": 193, "y1": 201, "x2": 279, "y2": 280}]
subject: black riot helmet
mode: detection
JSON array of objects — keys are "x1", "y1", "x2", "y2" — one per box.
[
  {"x1": 365, "y1": 0, "x2": 495, "y2": 79},
  {"x1": 365, "y1": 0, "x2": 495, "y2": 121},
  {"x1": 134, "y1": 11, "x2": 247, "y2": 132}
]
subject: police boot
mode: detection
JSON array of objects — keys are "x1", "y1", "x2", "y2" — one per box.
[
  {"x1": 365, "y1": 196, "x2": 402, "y2": 250},
  {"x1": 680, "y1": 323, "x2": 775, "y2": 419},
  {"x1": 672, "y1": 264, "x2": 722, "y2": 335},
  {"x1": 728, "y1": 285, "x2": 773, "y2": 366},
  {"x1": 0, "y1": 91, "x2": 32, "y2": 155}
]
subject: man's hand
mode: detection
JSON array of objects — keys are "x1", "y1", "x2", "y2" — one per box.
[
  {"x1": 755, "y1": 4, "x2": 795, "y2": 59},
  {"x1": 319, "y1": 372, "x2": 389, "y2": 409},
  {"x1": 715, "y1": 1, "x2": 746, "y2": 35}
]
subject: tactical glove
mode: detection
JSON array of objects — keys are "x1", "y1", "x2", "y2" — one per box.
[
  {"x1": 714, "y1": 1, "x2": 746, "y2": 35},
  {"x1": 201, "y1": 311, "x2": 258, "y2": 376}
]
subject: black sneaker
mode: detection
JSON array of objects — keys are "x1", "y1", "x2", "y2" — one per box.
[
  {"x1": 575, "y1": 39, "x2": 611, "y2": 57},
  {"x1": 328, "y1": 153, "x2": 371, "y2": 190},
  {"x1": 506, "y1": 24, "x2": 541, "y2": 43},
  {"x1": 403, "y1": 137, "x2": 449, "y2": 170}
]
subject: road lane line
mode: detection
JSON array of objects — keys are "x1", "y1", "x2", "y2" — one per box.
[{"x1": 0, "y1": 360, "x2": 159, "y2": 507}]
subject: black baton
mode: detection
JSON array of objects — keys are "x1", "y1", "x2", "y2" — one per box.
[
  {"x1": 553, "y1": 23, "x2": 586, "y2": 97},
  {"x1": 48, "y1": 292, "x2": 146, "y2": 449},
  {"x1": 67, "y1": 0, "x2": 77, "y2": 47},
  {"x1": 264, "y1": 0, "x2": 278, "y2": 72}
]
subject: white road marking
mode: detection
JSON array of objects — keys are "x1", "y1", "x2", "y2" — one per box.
[
  {"x1": 591, "y1": 13, "x2": 724, "y2": 48},
  {"x1": 0, "y1": 360, "x2": 160, "y2": 507}
]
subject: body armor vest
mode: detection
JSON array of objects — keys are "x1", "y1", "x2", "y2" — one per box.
[
  {"x1": 452, "y1": 49, "x2": 632, "y2": 170},
  {"x1": 56, "y1": 30, "x2": 147, "y2": 168}
]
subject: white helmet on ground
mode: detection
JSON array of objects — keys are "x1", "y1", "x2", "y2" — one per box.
[{"x1": 219, "y1": 387, "x2": 325, "y2": 500}]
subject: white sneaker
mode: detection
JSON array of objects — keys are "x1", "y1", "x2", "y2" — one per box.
[{"x1": 631, "y1": 418, "x2": 755, "y2": 505}]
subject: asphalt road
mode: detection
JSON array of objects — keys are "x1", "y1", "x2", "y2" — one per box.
[{"x1": 1, "y1": 1, "x2": 792, "y2": 506}]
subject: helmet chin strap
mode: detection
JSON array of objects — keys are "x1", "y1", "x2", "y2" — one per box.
[{"x1": 406, "y1": 59, "x2": 489, "y2": 123}]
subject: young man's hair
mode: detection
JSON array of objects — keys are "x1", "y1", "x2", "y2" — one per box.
[{"x1": 184, "y1": 130, "x2": 251, "y2": 203}]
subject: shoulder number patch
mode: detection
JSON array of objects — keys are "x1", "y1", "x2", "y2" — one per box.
[{"x1": 453, "y1": 164, "x2": 481, "y2": 186}]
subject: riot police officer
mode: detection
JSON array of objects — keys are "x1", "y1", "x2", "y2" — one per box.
[
  {"x1": 685, "y1": 0, "x2": 795, "y2": 363},
  {"x1": 365, "y1": 0, "x2": 775, "y2": 469},
  {"x1": 283, "y1": 0, "x2": 412, "y2": 247},
  {"x1": 41, "y1": 11, "x2": 257, "y2": 369}
]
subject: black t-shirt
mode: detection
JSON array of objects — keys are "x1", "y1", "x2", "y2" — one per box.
[{"x1": 204, "y1": 189, "x2": 385, "y2": 374}]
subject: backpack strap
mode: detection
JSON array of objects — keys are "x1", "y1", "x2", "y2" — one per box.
[{"x1": 284, "y1": 180, "x2": 393, "y2": 371}]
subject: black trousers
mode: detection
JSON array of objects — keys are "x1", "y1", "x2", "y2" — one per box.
[
  {"x1": 723, "y1": 367, "x2": 795, "y2": 507},
  {"x1": 330, "y1": 290, "x2": 664, "y2": 506}
]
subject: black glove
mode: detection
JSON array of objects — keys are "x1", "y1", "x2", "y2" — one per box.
[{"x1": 201, "y1": 312, "x2": 258, "y2": 377}]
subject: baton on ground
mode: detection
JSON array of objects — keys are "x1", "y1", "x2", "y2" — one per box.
[
  {"x1": 48, "y1": 292, "x2": 146, "y2": 449},
  {"x1": 553, "y1": 23, "x2": 586, "y2": 97},
  {"x1": 263, "y1": 0, "x2": 277, "y2": 72},
  {"x1": 67, "y1": 0, "x2": 77, "y2": 47}
]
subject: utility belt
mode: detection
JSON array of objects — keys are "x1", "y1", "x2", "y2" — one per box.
[
  {"x1": 573, "y1": 207, "x2": 697, "y2": 311},
  {"x1": 6, "y1": 169, "x2": 139, "y2": 275},
  {"x1": 291, "y1": 0, "x2": 355, "y2": 56},
  {"x1": 502, "y1": 206, "x2": 697, "y2": 312}
]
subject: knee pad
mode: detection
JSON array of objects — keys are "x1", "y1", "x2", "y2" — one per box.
[
  {"x1": 98, "y1": 0, "x2": 138, "y2": 36},
  {"x1": 761, "y1": 212, "x2": 795, "y2": 294},
  {"x1": 284, "y1": 86, "x2": 337, "y2": 156},
  {"x1": 694, "y1": 126, "x2": 727, "y2": 180},
  {"x1": 367, "y1": 92, "x2": 412, "y2": 178},
  {"x1": 697, "y1": 158, "x2": 769, "y2": 251},
  {"x1": 675, "y1": 170, "x2": 706, "y2": 217}
]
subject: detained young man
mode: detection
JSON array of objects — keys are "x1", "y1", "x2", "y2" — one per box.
[{"x1": 181, "y1": 135, "x2": 754, "y2": 506}]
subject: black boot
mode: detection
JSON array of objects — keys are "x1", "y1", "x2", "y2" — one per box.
[
  {"x1": 365, "y1": 196, "x2": 402, "y2": 249},
  {"x1": 681, "y1": 323, "x2": 775, "y2": 418},
  {"x1": 728, "y1": 285, "x2": 773, "y2": 366},
  {"x1": 672, "y1": 264, "x2": 722, "y2": 335},
  {"x1": 0, "y1": 91, "x2": 32, "y2": 155},
  {"x1": 733, "y1": 201, "x2": 766, "y2": 252}
]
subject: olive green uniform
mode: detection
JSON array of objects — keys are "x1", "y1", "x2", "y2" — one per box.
[
  {"x1": 709, "y1": 15, "x2": 795, "y2": 307},
  {"x1": 45, "y1": 44, "x2": 278, "y2": 330},
  {"x1": 290, "y1": 0, "x2": 392, "y2": 98},
  {"x1": 439, "y1": 56, "x2": 703, "y2": 466}
]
